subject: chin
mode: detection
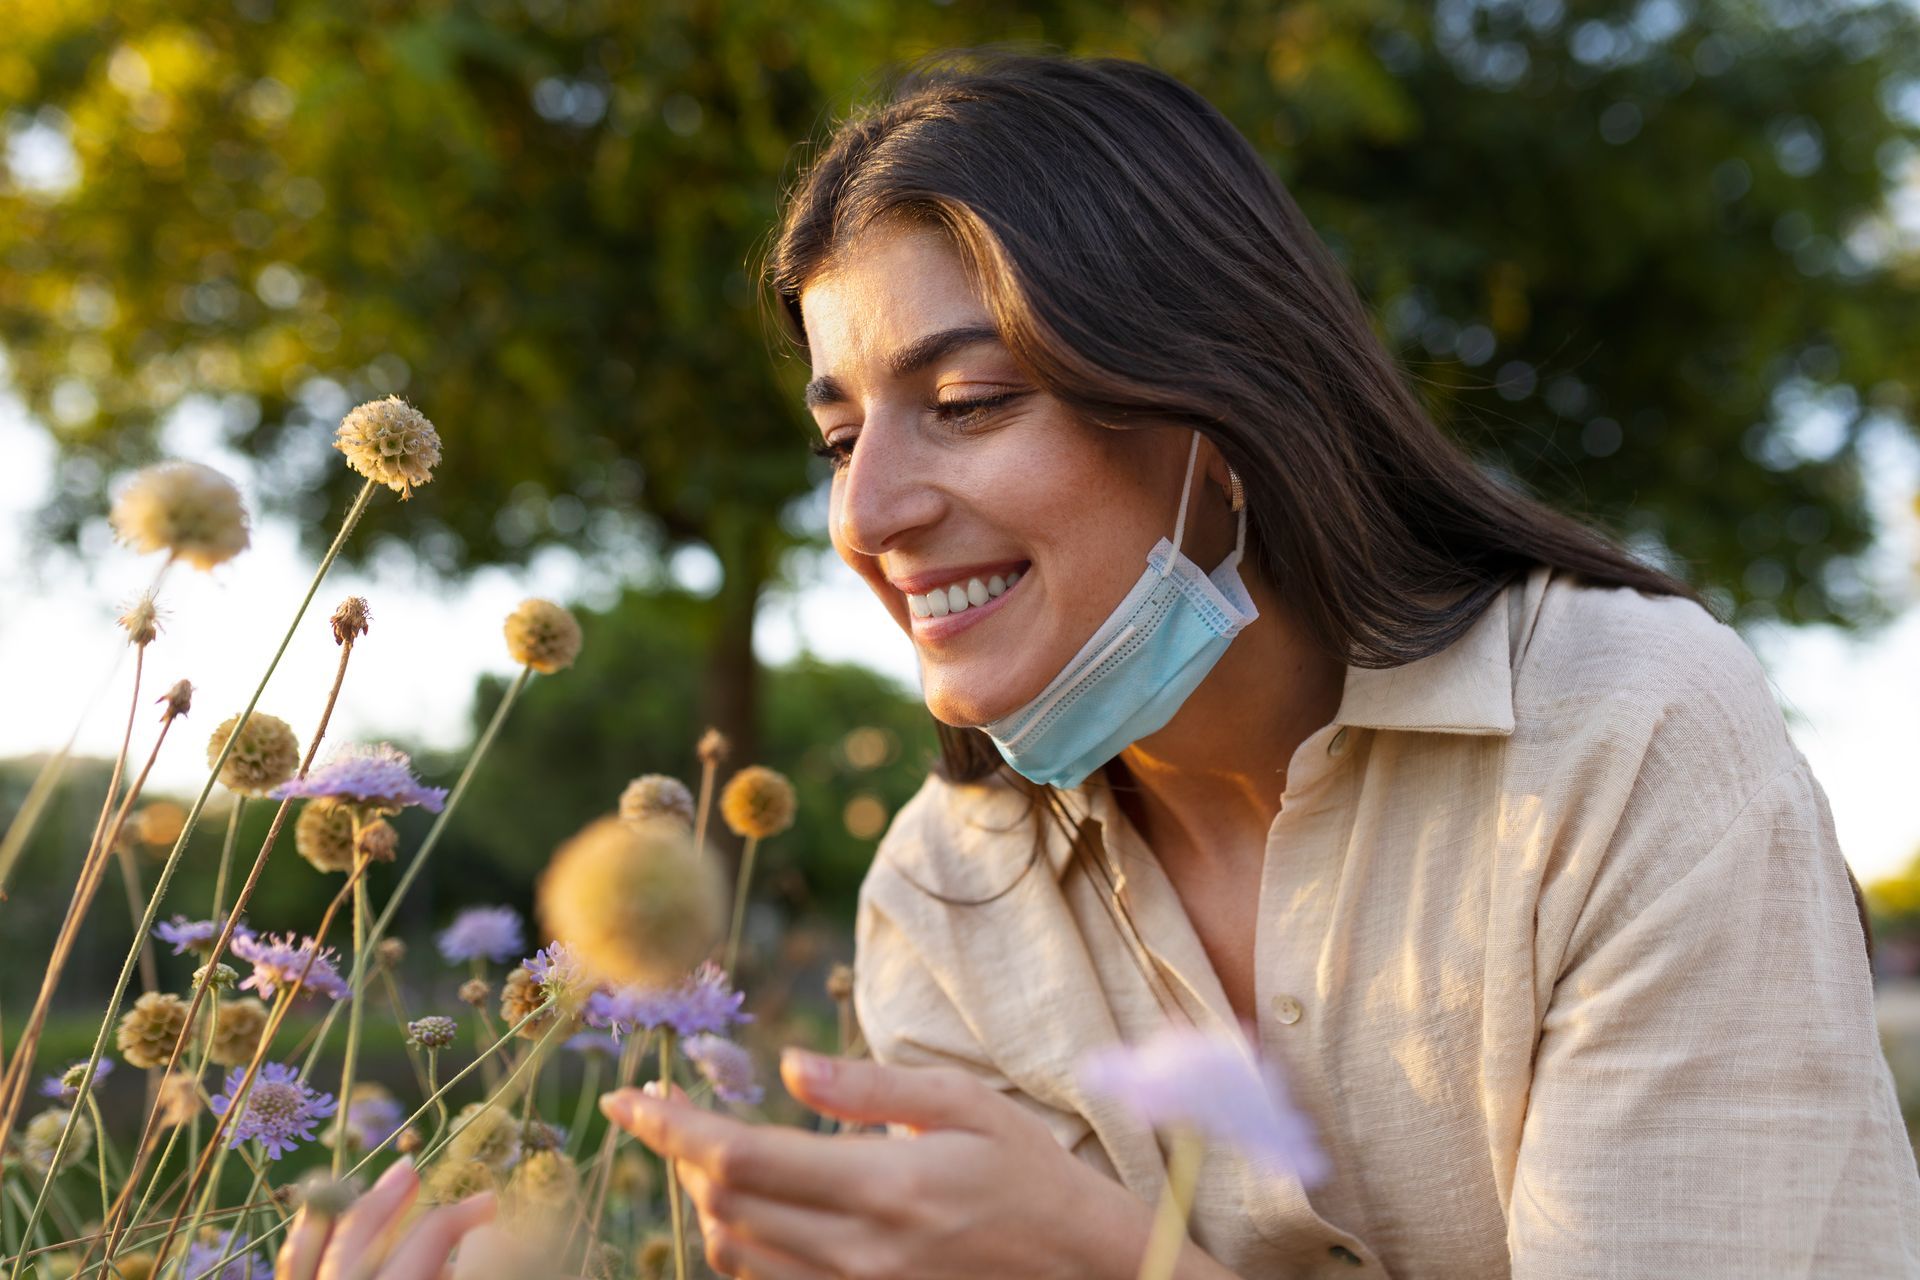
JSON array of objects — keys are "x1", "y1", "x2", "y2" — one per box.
[{"x1": 918, "y1": 665, "x2": 1035, "y2": 730}]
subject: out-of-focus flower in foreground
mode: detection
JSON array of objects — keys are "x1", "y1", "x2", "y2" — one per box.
[
  {"x1": 537, "y1": 814, "x2": 726, "y2": 990},
  {"x1": 155, "y1": 915, "x2": 227, "y2": 955},
  {"x1": 231, "y1": 930, "x2": 351, "y2": 1002},
  {"x1": 294, "y1": 797, "x2": 358, "y2": 873},
  {"x1": 1077, "y1": 1023, "x2": 1329, "y2": 1184},
  {"x1": 207, "y1": 710, "x2": 302, "y2": 797},
  {"x1": 270, "y1": 742, "x2": 447, "y2": 817},
  {"x1": 683, "y1": 1034, "x2": 762, "y2": 1106},
  {"x1": 109, "y1": 460, "x2": 251, "y2": 570},
  {"x1": 503, "y1": 598, "x2": 583, "y2": 674},
  {"x1": 585, "y1": 962, "x2": 751, "y2": 1042},
  {"x1": 211, "y1": 1062, "x2": 337, "y2": 1159},
  {"x1": 335, "y1": 395, "x2": 441, "y2": 498},
  {"x1": 436, "y1": 905, "x2": 525, "y2": 965}
]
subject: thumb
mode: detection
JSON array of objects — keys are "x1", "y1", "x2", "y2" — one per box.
[{"x1": 780, "y1": 1049, "x2": 996, "y2": 1134}]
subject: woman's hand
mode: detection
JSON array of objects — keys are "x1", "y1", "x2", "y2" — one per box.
[
  {"x1": 275, "y1": 1156, "x2": 497, "y2": 1280},
  {"x1": 600, "y1": 1049, "x2": 1155, "y2": 1279}
]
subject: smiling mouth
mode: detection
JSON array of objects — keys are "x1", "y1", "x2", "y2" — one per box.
[{"x1": 903, "y1": 562, "x2": 1029, "y2": 620}]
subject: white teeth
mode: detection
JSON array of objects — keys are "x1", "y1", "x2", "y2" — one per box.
[{"x1": 905, "y1": 568, "x2": 1026, "y2": 619}]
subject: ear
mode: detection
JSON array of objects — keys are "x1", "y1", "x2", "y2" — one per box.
[{"x1": 1201, "y1": 440, "x2": 1241, "y2": 508}]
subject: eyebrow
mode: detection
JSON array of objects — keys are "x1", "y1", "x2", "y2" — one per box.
[{"x1": 802, "y1": 324, "x2": 1005, "y2": 410}]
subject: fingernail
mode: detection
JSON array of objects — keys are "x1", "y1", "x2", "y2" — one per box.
[
  {"x1": 783, "y1": 1048, "x2": 833, "y2": 1087},
  {"x1": 598, "y1": 1092, "x2": 633, "y2": 1123},
  {"x1": 641, "y1": 1079, "x2": 662, "y2": 1098}
]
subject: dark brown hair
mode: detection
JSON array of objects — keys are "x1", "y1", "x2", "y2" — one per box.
[{"x1": 760, "y1": 46, "x2": 1876, "y2": 970}]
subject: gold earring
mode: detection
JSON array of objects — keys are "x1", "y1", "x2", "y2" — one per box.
[{"x1": 1227, "y1": 466, "x2": 1245, "y2": 512}]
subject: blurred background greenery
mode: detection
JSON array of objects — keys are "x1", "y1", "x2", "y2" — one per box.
[{"x1": 4, "y1": 0, "x2": 1920, "y2": 1151}]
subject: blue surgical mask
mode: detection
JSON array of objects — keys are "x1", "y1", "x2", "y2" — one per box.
[{"x1": 982, "y1": 429, "x2": 1258, "y2": 790}]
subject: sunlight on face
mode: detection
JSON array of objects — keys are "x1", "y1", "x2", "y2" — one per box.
[{"x1": 797, "y1": 218, "x2": 1217, "y2": 727}]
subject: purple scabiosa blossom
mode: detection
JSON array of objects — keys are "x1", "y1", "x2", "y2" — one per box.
[
  {"x1": 269, "y1": 743, "x2": 448, "y2": 817},
  {"x1": 155, "y1": 915, "x2": 231, "y2": 955},
  {"x1": 210, "y1": 1062, "x2": 337, "y2": 1160},
  {"x1": 565, "y1": 1030, "x2": 622, "y2": 1057},
  {"x1": 182, "y1": 1226, "x2": 275, "y2": 1279},
  {"x1": 683, "y1": 1035, "x2": 762, "y2": 1106},
  {"x1": 40, "y1": 1058, "x2": 112, "y2": 1100},
  {"x1": 1077, "y1": 1024, "x2": 1329, "y2": 1185},
  {"x1": 231, "y1": 931, "x2": 351, "y2": 1002},
  {"x1": 435, "y1": 906, "x2": 525, "y2": 965},
  {"x1": 582, "y1": 984, "x2": 662, "y2": 1042},
  {"x1": 584, "y1": 962, "x2": 750, "y2": 1042},
  {"x1": 341, "y1": 1088, "x2": 405, "y2": 1151},
  {"x1": 523, "y1": 941, "x2": 589, "y2": 1010}
]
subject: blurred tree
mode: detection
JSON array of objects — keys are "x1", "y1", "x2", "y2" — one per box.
[{"x1": 0, "y1": 0, "x2": 1916, "y2": 764}]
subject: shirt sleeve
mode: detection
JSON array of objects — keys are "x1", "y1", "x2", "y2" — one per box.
[
  {"x1": 1508, "y1": 755, "x2": 1920, "y2": 1276},
  {"x1": 852, "y1": 865, "x2": 1121, "y2": 1180}
]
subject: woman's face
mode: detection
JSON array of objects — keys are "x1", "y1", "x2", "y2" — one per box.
[{"x1": 799, "y1": 219, "x2": 1237, "y2": 728}]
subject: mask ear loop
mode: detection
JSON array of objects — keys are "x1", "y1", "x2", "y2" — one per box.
[{"x1": 1161, "y1": 429, "x2": 1204, "y2": 581}]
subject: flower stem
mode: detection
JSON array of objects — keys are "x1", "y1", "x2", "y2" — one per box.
[
  {"x1": 1136, "y1": 1126, "x2": 1205, "y2": 1280},
  {"x1": 332, "y1": 855, "x2": 371, "y2": 1177},
  {"x1": 6, "y1": 478, "x2": 378, "y2": 1280},
  {"x1": 211, "y1": 798, "x2": 243, "y2": 922},
  {"x1": 692, "y1": 757, "x2": 717, "y2": 857},
  {"x1": 723, "y1": 835, "x2": 759, "y2": 976},
  {"x1": 660, "y1": 1030, "x2": 688, "y2": 1280}
]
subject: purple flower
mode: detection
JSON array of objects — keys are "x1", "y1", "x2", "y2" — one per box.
[
  {"x1": 155, "y1": 915, "x2": 230, "y2": 955},
  {"x1": 231, "y1": 931, "x2": 351, "y2": 1002},
  {"x1": 584, "y1": 962, "x2": 750, "y2": 1042},
  {"x1": 182, "y1": 1226, "x2": 275, "y2": 1279},
  {"x1": 343, "y1": 1092, "x2": 405, "y2": 1150},
  {"x1": 40, "y1": 1058, "x2": 112, "y2": 1100},
  {"x1": 435, "y1": 906, "x2": 524, "y2": 965},
  {"x1": 523, "y1": 942, "x2": 583, "y2": 997},
  {"x1": 683, "y1": 1034, "x2": 762, "y2": 1106},
  {"x1": 270, "y1": 743, "x2": 447, "y2": 816},
  {"x1": 211, "y1": 1062, "x2": 337, "y2": 1160},
  {"x1": 564, "y1": 1030, "x2": 622, "y2": 1056},
  {"x1": 1077, "y1": 1024, "x2": 1329, "y2": 1184}
]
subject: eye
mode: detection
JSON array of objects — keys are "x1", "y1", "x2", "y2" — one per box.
[
  {"x1": 931, "y1": 391, "x2": 1022, "y2": 426},
  {"x1": 809, "y1": 436, "x2": 854, "y2": 472}
]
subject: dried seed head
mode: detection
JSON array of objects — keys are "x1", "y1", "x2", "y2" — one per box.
[
  {"x1": 330, "y1": 596, "x2": 371, "y2": 646},
  {"x1": 294, "y1": 797, "x2": 358, "y2": 873},
  {"x1": 826, "y1": 962, "x2": 854, "y2": 1002},
  {"x1": 375, "y1": 937, "x2": 407, "y2": 970},
  {"x1": 22, "y1": 1109, "x2": 92, "y2": 1175},
  {"x1": 407, "y1": 1015, "x2": 458, "y2": 1050},
  {"x1": 335, "y1": 396, "x2": 441, "y2": 498},
  {"x1": 422, "y1": 1159, "x2": 497, "y2": 1205},
  {"x1": 618, "y1": 774, "x2": 694, "y2": 827},
  {"x1": 446, "y1": 1103, "x2": 521, "y2": 1170},
  {"x1": 503, "y1": 598, "x2": 582, "y2": 674},
  {"x1": 155, "y1": 1074, "x2": 200, "y2": 1128},
  {"x1": 507, "y1": 1149, "x2": 579, "y2": 1217},
  {"x1": 356, "y1": 818, "x2": 399, "y2": 864},
  {"x1": 696, "y1": 728, "x2": 730, "y2": 767},
  {"x1": 110, "y1": 461, "x2": 251, "y2": 571},
  {"x1": 193, "y1": 962, "x2": 238, "y2": 992},
  {"x1": 157, "y1": 679, "x2": 193, "y2": 721},
  {"x1": 295, "y1": 1172, "x2": 359, "y2": 1218},
  {"x1": 207, "y1": 711, "x2": 301, "y2": 796},
  {"x1": 207, "y1": 997, "x2": 269, "y2": 1068},
  {"x1": 118, "y1": 592, "x2": 164, "y2": 647},
  {"x1": 500, "y1": 966, "x2": 558, "y2": 1041},
  {"x1": 458, "y1": 978, "x2": 491, "y2": 1008},
  {"x1": 116, "y1": 992, "x2": 193, "y2": 1069},
  {"x1": 636, "y1": 1234, "x2": 674, "y2": 1280},
  {"x1": 396, "y1": 1126, "x2": 424, "y2": 1154},
  {"x1": 720, "y1": 765, "x2": 797, "y2": 840},
  {"x1": 536, "y1": 814, "x2": 727, "y2": 990},
  {"x1": 610, "y1": 1150, "x2": 653, "y2": 1200}
]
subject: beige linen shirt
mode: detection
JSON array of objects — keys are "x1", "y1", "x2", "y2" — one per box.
[{"x1": 852, "y1": 563, "x2": 1920, "y2": 1278}]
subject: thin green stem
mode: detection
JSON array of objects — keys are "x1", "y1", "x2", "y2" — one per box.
[
  {"x1": 565, "y1": 1055, "x2": 602, "y2": 1162},
  {"x1": 723, "y1": 835, "x2": 759, "y2": 976},
  {"x1": 332, "y1": 860, "x2": 370, "y2": 1177},
  {"x1": 660, "y1": 1031, "x2": 688, "y2": 1280},
  {"x1": 1136, "y1": 1126, "x2": 1205, "y2": 1280},
  {"x1": 415, "y1": 1010, "x2": 566, "y2": 1173},
  {"x1": 211, "y1": 798, "x2": 243, "y2": 922}
]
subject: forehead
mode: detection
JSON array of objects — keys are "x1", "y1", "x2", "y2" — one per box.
[{"x1": 798, "y1": 220, "x2": 991, "y2": 366}]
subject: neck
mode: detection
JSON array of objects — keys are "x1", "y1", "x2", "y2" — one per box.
[{"x1": 1107, "y1": 571, "x2": 1345, "y2": 869}]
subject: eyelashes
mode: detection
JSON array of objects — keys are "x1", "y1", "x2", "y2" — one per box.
[{"x1": 808, "y1": 392, "x2": 1024, "y2": 472}]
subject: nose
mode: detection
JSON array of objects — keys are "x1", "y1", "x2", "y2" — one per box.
[{"x1": 832, "y1": 415, "x2": 944, "y2": 559}]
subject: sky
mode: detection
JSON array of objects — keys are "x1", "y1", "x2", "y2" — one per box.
[{"x1": 2, "y1": 380, "x2": 1918, "y2": 883}]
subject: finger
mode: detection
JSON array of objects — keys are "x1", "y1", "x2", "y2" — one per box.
[
  {"x1": 377, "y1": 1191, "x2": 496, "y2": 1278},
  {"x1": 779, "y1": 1051, "x2": 996, "y2": 1134},
  {"x1": 275, "y1": 1204, "x2": 336, "y2": 1280},
  {"x1": 321, "y1": 1157, "x2": 419, "y2": 1278},
  {"x1": 446, "y1": 1223, "x2": 538, "y2": 1280},
  {"x1": 600, "y1": 1089, "x2": 890, "y2": 1210},
  {"x1": 678, "y1": 1160, "x2": 856, "y2": 1277}
]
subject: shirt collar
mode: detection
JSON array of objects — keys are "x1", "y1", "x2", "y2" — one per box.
[{"x1": 1042, "y1": 570, "x2": 1532, "y2": 880}]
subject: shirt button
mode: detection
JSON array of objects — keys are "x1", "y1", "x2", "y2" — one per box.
[
  {"x1": 1326, "y1": 727, "x2": 1350, "y2": 756},
  {"x1": 1329, "y1": 1244, "x2": 1364, "y2": 1265},
  {"x1": 1270, "y1": 994, "x2": 1303, "y2": 1024}
]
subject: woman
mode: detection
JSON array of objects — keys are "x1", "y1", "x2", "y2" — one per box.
[{"x1": 600, "y1": 49, "x2": 1920, "y2": 1278}]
